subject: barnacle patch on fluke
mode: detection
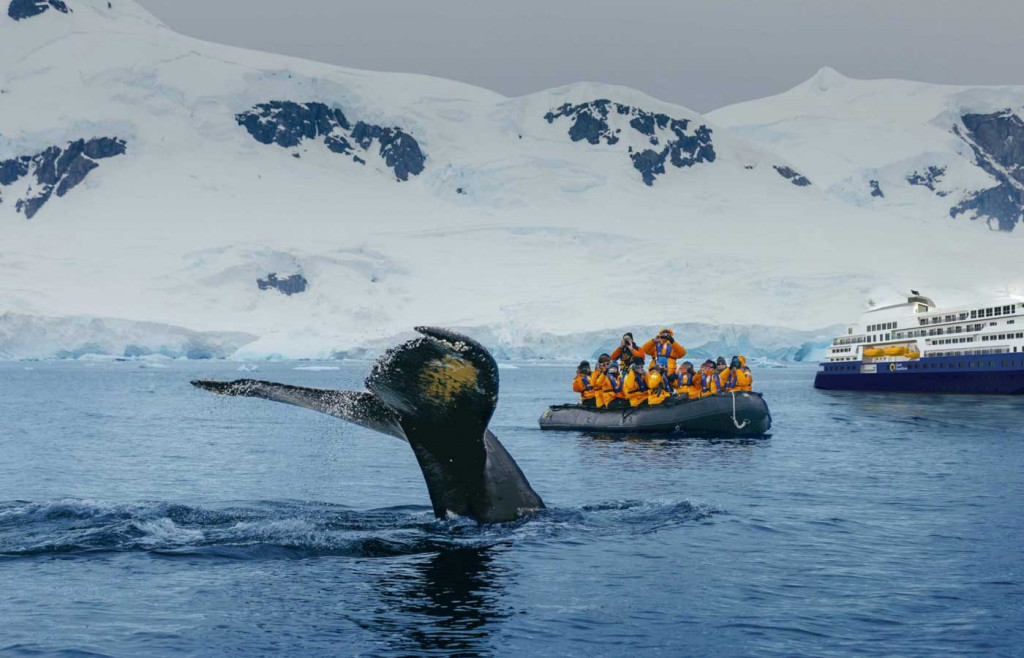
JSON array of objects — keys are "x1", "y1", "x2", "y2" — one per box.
[{"x1": 419, "y1": 355, "x2": 481, "y2": 406}]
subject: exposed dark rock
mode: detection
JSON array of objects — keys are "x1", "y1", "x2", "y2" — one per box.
[
  {"x1": 351, "y1": 121, "x2": 425, "y2": 181},
  {"x1": 0, "y1": 137, "x2": 126, "y2": 219},
  {"x1": 257, "y1": 273, "x2": 308, "y2": 296},
  {"x1": 0, "y1": 157, "x2": 30, "y2": 185},
  {"x1": 774, "y1": 165, "x2": 811, "y2": 187},
  {"x1": 949, "y1": 111, "x2": 1024, "y2": 231},
  {"x1": 8, "y1": 0, "x2": 70, "y2": 20},
  {"x1": 869, "y1": 179, "x2": 884, "y2": 198},
  {"x1": 951, "y1": 184, "x2": 1024, "y2": 231},
  {"x1": 906, "y1": 165, "x2": 945, "y2": 191},
  {"x1": 236, "y1": 101, "x2": 425, "y2": 181},
  {"x1": 545, "y1": 99, "x2": 715, "y2": 185},
  {"x1": 237, "y1": 101, "x2": 349, "y2": 148},
  {"x1": 630, "y1": 149, "x2": 667, "y2": 186}
]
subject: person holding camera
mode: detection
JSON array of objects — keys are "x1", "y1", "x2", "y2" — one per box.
[
  {"x1": 572, "y1": 361, "x2": 599, "y2": 407},
  {"x1": 641, "y1": 328, "x2": 686, "y2": 372},
  {"x1": 598, "y1": 362, "x2": 629, "y2": 409},
  {"x1": 610, "y1": 333, "x2": 645, "y2": 370}
]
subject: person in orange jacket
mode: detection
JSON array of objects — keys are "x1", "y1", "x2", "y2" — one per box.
[
  {"x1": 572, "y1": 361, "x2": 598, "y2": 407},
  {"x1": 669, "y1": 361, "x2": 701, "y2": 399},
  {"x1": 645, "y1": 362, "x2": 672, "y2": 406},
  {"x1": 611, "y1": 333, "x2": 645, "y2": 370},
  {"x1": 591, "y1": 354, "x2": 611, "y2": 407},
  {"x1": 623, "y1": 361, "x2": 651, "y2": 407},
  {"x1": 723, "y1": 356, "x2": 754, "y2": 392},
  {"x1": 599, "y1": 362, "x2": 629, "y2": 409},
  {"x1": 715, "y1": 356, "x2": 730, "y2": 389},
  {"x1": 699, "y1": 360, "x2": 720, "y2": 397},
  {"x1": 641, "y1": 328, "x2": 686, "y2": 372}
]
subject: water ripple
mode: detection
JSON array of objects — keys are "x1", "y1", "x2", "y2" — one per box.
[{"x1": 0, "y1": 497, "x2": 717, "y2": 560}]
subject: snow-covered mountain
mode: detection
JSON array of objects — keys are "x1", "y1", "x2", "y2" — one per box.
[
  {"x1": 1, "y1": 1, "x2": 1022, "y2": 360},
  {"x1": 710, "y1": 66, "x2": 1024, "y2": 232}
]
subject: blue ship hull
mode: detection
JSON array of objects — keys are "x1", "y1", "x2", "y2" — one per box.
[{"x1": 814, "y1": 354, "x2": 1024, "y2": 394}]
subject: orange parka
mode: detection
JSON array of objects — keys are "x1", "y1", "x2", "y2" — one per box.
[
  {"x1": 623, "y1": 369, "x2": 650, "y2": 407},
  {"x1": 611, "y1": 345, "x2": 645, "y2": 368},
  {"x1": 641, "y1": 329, "x2": 687, "y2": 372},
  {"x1": 672, "y1": 370, "x2": 701, "y2": 399},
  {"x1": 728, "y1": 357, "x2": 753, "y2": 392},
  {"x1": 598, "y1": 370, "x2": 627, "y2": 406},
  {"x1": 572, "y1": 373, "x2": 598, "y2": 404},
  {"x1": 590, "y1": 369, "x2": 608, "y2": 407},
  {"x1": 699, "y1": 370, "x2": 720, "y2": 397},
  {"x1": 646, "y1": 371, "x2": 672, "y2": 406}
]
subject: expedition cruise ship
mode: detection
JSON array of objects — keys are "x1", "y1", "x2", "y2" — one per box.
[{"x1": 814, "y1": 292, "x2": 1024, "y2": 394}]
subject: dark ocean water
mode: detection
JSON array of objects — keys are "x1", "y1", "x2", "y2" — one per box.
[{"x1": 1, "y1": 360, "x2": 1023, "y2": 657}]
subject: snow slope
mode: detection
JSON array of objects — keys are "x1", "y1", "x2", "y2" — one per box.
[
  {"x1": 1, "y1": 2, "x2": 1023, "y2": 360},
  {"x1": 710, "y1": 67, "x2": 1024, "y2": 231}
]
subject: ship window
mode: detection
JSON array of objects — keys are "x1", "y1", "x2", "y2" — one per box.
[
  {"x1": 1005, "y1": 305, "x2": 1013, "y2": 314},
  {"x1": 995, "y1": 307, "x2": 1003, "y2": 316},
  {"x1": 1009, "y1": 320, "x2": 1015, "y2": 325},
  {"x1": 971, "y1": 310, "x2": 977, "y2": 319},
  {"x1": 986, "y1": 308, "x2": 993, "y2": 317}
]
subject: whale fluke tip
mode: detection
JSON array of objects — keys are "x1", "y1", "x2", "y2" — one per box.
[{"x1": 191, "y1": 379, "x2": 260, "y2": 396}]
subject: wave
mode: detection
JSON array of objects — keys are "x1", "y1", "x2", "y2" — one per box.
[{"x1": 0, "y1": 498, "x2": 716, "y2": 560}]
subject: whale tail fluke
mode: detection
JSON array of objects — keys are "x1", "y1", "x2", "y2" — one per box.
[
  {"x1": 190, "y1": 327, "x2": 544, "y2": 523},
  {"x1": 363, "y1": 327, "x2": 543, "y2": 521},
  {"x1": 190, "y1": 379, "x2": 405, "y2": 441}
]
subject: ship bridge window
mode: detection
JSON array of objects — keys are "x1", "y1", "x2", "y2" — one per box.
[
  {"x1": 971, "y1": 310, "x2": 978, "y2": 319},
  {"x1": 986, "y1": 308, "x2": 994, "y2": 317}
]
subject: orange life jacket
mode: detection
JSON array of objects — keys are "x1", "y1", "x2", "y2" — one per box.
[{"x1": 700, "y1": 372, "x2": 720, "y2": 397}]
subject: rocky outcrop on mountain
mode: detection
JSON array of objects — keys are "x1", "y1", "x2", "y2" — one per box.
[
  {"x1": 906, "y1": 165, "x2": 946, "y2": 193},
  {"x1": 0, "y1": 137, "x2": 126, "y2": 219},
  {"x1": 774, "y1": 165, "x2": 811, "y2": 187},
  {"x1": 543, "y1": 99, "x2": 716, "y2": 186},
  {"x1": 951, "y1": 110, "x2": 1024, "y2": 232},
  {"x1": 236, "y1": 101, "x2": 426, "y2": 181},
  {"x1": 869, "y1": 180, "x2": 884, "y2": 198},
  {"x1": 257, "y1": 273, "x2": 307, "y2": 296},
  {"x1": 7, "y1": 0, "x2": 70, "y2": 20}
]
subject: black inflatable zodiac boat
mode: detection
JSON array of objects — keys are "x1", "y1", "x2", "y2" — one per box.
[{"x1": 538, "y1": 392, "x2": 772, "y2": 437}]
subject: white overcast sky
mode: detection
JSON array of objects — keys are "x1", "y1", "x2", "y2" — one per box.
[{"x1": 137, "y1": 0, "x2": 1024, "y2": 112}]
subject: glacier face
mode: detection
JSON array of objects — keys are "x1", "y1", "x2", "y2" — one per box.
[{"x1": 1, "y1": 3, "x2": 1023, "y2": 360}]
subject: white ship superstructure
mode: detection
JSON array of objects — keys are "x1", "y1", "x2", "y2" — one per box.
[{"x1": 816, "y1": 293, "x2": 1024, "y2": 394}]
